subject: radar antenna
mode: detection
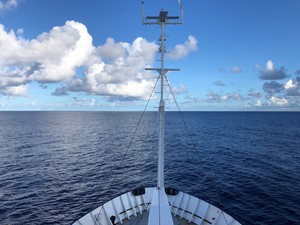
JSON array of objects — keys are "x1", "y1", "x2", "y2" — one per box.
[{"x1": 141, "y1": 1, "x2": 183, "y2": 25}]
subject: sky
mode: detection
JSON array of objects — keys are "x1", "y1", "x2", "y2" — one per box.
[{"x1": 0, "y1": 0, "x2": 300, "y2": 111}]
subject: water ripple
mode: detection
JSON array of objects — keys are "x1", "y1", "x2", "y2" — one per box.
[{"x1": 0, "y1": 112, "x2": 299, "y2": 224}]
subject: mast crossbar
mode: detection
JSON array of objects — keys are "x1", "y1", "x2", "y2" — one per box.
[
  {"x1": 142, "y1": 5, "x2": 183, "y2": 225},
  {"x1": 143, "y1": 8, "x2": 182, "y2": 190}
]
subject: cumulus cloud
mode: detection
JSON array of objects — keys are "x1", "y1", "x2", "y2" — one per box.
[
  {"x1": 98, "y1": 38, "x2": 128, "y2": 61},
  {"x1": 0, "y1": 20, "x2": 94, "y2": 90},
  {"x1": 80, "y1": 37, "x2": 158, "y2": 99},
  {"x1": 0, "y1": 22, "x2": 156, "y2": 98},
  {"x1": 0, "y1": 0, "x2": 19, "y2": 13},
  {"x1": 0, "y1": 21, "x2": 197, "y2": 100},
  {"x1": 255, "y1": 100, "x2": 262, "y2": 107},
  {"x1": 43, "y1": 36, "x2": 158, "y2": 100},
  {"x1": 259, "y1": 60, "x2": 287, "y2": 80},
  {"x1": 284, "y1": 79, "x2": 297, "y2": 90},
  {"x1": 263, "y1": 81, "x2": 283, "y2": 94},
  {"x1": 268, "y1": 96, "x2": 289, "y2": 107},
  {"x1": 2, "y1": 84, "x2": 27, "y2": 96},
  {"x1": 214, "y1": 80, "x2": 225, "y2": 86},
  {"x1": 284, "y1": 79, "x2": 300, "y2": 96},
  {"x1": 169, "y1": 35, "x2": 197, "y2": 59}
]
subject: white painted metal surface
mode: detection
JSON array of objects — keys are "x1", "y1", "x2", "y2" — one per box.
[
  {"x1": 72, "y1": 187, "x2": 241, "y2": 225},
  {"x1": 144, "y1": 8, "x2": 182, "y2": 190},
  {"x1": 148, "y1": 189, "x2": 173, "y2": 225}
]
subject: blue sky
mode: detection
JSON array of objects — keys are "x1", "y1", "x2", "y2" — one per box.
[{"x1": 0, "y1": 0, "x2": 300, "y2": 111}]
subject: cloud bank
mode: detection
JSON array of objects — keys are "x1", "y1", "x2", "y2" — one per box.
[{"x1": 0, "y1": 21, "x2": 197, "y2": 99}]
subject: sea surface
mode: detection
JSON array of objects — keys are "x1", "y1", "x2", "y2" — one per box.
[{"x1": 0, "y1": 111, "x2": 299, "y2": 225}]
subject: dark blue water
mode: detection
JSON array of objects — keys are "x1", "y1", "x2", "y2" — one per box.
[{"x1": 0, "y1": 112, "x2": 299, "y2": 225}]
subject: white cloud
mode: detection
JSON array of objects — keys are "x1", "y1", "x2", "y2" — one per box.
[
  {"x1": 169, "y1": 35, "x2": 198, "y2": 59},
  {"x1": 0, "y1": 68, "x2": 21, "y2": 87},
  {"x1": 262, "y1": 79, "x2": 300, "y2": 97},
  {"x1": 284, "y1": 79, "x2": 298, "y2": 90},
  {"x1": 32, "y1": 21, "x2": 94, "y2": 82},
  {"x1": 98, "y1": 38, "x2": 128, "y2": 61},
  {"x1": 268, "y1": 96, "x2": 289, "y2": 107},
  {"x1": 0, "y1": 21, "x2": 195, "y2": 100},
  {"x1": 255, "y1": 100, "x2": 262, "y2": 107},
  {"x1": 284, "y1": 79, "x2": 300, "y2": 96},
  {"x1": 0, "y1": 21, "x2": 94, "y2": 87},
  {"x1": 2, "y1": 84, "x2": 27, "y2": 96},
  {"x1": 81, "y1": 37, "x2": 158, "y2": 99},
  {"x1": 266, "y1": 60, "x2": 273, "y2": 71},
  {"x1": 0, "y1": 0, "x2": 19, "y2": 13}
]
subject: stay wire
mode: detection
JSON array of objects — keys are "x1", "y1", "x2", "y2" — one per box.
[
  {"x1": 94, "y1": 76, "x2": 160, "y2": 224},
  {"x1": 165, "y1": 76, "x2": 230, "y2": 213},
  {"x1": 119, "y1": 76, "x2": 160, "y2": 168},
  {"x1": 165, "y1": 77, "x2": 216, "y2": 182},
  {"x1": 164, "y1": 76, "x2": 196, "y2": 149}
]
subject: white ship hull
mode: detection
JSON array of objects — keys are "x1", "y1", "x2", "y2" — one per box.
[{"x1": 72, "y1": 187, "x2": 241, "y2": 225}]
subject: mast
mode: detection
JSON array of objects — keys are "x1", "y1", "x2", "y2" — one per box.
[{"x1": 142, "y1": 6, "x2": 182, "y2": 189}]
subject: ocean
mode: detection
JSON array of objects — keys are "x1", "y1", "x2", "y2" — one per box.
[{"x1": 0, "y1": 111, "x2": 299, "y2": 225}]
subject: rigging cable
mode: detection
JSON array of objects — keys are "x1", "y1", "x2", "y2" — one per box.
[
  {"x1": 165, "y1": 76, "x2": 196, "y2": 149},
  {"x1": 164, "y1": 75, "x2": 206, "y2": 187},
  {"x1": 120, "y1": 76, "x2": 160, "y2": 168},
  {"x1": 94, "y1": 76, "x2": 160, "y2": 224},
  {"x1": 165, "y1": 76, "x2": 224, "y2": 198}
]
